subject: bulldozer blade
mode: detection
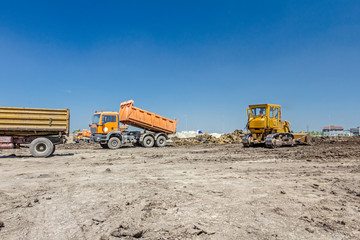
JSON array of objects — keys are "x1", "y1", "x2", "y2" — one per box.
[{"x1": 293, "y1": 133, "x2": 311, "y2": 145}]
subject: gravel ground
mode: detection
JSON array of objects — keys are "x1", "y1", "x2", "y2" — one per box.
[{"x1": 0, "y1": 137, "x2": 360, "y2": 240}]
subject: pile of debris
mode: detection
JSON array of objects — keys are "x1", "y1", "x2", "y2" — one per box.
[
  {"x1": 172, "y1": 133, "x2": 217, "y2": 146},
  {"x1": 173, "y1": 130, "x2": 244, "y2": 146},
  {"x1": 217, "y1": 129, "x2": 244, "y2": 144}
]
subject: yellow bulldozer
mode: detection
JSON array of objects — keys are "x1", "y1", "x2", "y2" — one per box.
[{"x1": 242, "y1": 104, "x2": 310, "y2": 148}]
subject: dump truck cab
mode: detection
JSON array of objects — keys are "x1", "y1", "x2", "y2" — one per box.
[
  {"x1": 73, "y1": 132, "x2": 83, "y2": 143},
  {"x1": 91, "y1": 111, "x2": 130, "y2": 148},
  {"x1": 90, "y1": 111, "x2": 119, "y2": 135}
]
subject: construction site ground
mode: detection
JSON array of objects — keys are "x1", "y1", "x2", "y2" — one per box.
[{"x1": 0, "y1": 137, "x2": 360, "y2": 240}]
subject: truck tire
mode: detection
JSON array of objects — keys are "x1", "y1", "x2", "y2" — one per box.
[
  {"x1": 155, "y1": 135, "x2": 167, "y2": 147},
  {"x1": 107, "y1": 137, "x2": 121, "y2": 149},
  {"x1": 100, "y1": 143, "x2": 109, "y2": 149},
  {"x1": 51, "y1": 145, "x2": 56, "y2": 155},
  {"x1": 142, "y1": 135, "x2": 155, "y2": 148},
  {"x1": 30, "y1": 137, "x2": 54, "y2": 158}
]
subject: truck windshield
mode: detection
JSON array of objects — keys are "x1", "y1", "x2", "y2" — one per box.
[
  {"x1": 92, "y1": 114, "x2": 101, "y2": 124},
  {"x1": 251, "y1": 107, "x2": 266, "y2": 117}
]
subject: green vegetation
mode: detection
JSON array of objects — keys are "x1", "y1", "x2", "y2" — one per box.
[{"x1": 310, "y1": 131, "x2": 322, "y2": 136}]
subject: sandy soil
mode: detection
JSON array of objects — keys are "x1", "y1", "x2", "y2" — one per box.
[{"x1": 0, "y1": 137, "x2": 360, "y2": 240}]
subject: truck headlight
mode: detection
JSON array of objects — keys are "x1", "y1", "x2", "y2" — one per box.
[{"x1": 103, "y1": 127, "x2": 108, "y2": 132}]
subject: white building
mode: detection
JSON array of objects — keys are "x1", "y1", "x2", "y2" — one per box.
[
  {"x1": 322, "y1": 126, "x2": 344, "y2": 136},
  {"x1": 350, "y1": 127, "x2": 360, "y2": 136}
]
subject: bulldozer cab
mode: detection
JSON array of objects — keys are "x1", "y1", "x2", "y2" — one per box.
[{"x1": 247, "y1": 104, "x2": 281, "y2": 130}]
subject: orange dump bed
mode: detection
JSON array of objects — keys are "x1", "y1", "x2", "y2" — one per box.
[
  {"x1": 82, "y1": 129, "x2": 91, "y2": 138},
  {"x1": 119, "y1": 100, "x2": 177, "y2": 134}
]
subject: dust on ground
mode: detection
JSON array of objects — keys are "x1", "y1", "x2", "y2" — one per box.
[{"x1": 0, "y1": 137, "x2": 360, "y2": 239}]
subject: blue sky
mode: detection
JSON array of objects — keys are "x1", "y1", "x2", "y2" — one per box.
[{"x1": 0, "y1": 1, "x2": 359, "y2": 132}]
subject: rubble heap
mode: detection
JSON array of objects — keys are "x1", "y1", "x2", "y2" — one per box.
[{"x1": 173, "y1": 130, "x2": 244, "y2": 146}]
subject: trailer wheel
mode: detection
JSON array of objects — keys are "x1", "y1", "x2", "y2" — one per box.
[
  {"x1": 142, "y1": 135, "x2": 155, "y2": 148},
  {"x1": 51, "y1": 145, "x2": 56, "y2": 155},
  {"x1": 30, "y1": 138, "x2": 54, "y2": 158},
  {"x1": 155, "y1": 135, "x2": 167, "y2": 147},
  {"x1": 108, "y1": 137, "x2": 121, "y2": 149}
]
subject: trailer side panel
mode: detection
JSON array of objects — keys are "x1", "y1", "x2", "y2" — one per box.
[{"x1": 0, "y1": 107, "x2": 70, "y2": 136}]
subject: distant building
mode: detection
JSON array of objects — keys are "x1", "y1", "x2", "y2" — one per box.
[
  {"x1": 344, "y1": 129, "x2": 351, "y2": 136},
  {"x1": 350, "y1": 127, "x2": 360, "y2": 136},
  {"x1": 322, "y1": 126, "x2": 344, "y2": 136}
]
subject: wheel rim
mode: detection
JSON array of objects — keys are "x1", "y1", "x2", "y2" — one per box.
[
  {"x1": 36, "y1": 143, "x2": 46, "y2": 152},
  {"x1": 111, "y1": 140, "x2": 118, "y2": 147},
  {"x1": 146, "y1": 139, "x2": 152, "y2": 145},
  {"x1": 159, "y1": 139, "x2": 164, "y2": 144}
]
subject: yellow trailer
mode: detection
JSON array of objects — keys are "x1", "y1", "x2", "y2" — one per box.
[{"x1": 0, "y1": 107, "x2": 70, "y2": 157}]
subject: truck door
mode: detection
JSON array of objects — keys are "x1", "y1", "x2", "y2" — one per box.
[
  {"x1": 270, "y1": 107, "x2": 279, "y2": 129},
  {"x1": 102, "y1": 115, "x2": 118, "y2": 133}
]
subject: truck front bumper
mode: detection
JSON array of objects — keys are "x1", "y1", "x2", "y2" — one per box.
[{"x1": 91, "y1": 134, "x2": 107, "y2": 143}]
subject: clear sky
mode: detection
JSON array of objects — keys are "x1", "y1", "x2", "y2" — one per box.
[{"x1": 0, "y1": 1, "x2": 359, "y2": 133}]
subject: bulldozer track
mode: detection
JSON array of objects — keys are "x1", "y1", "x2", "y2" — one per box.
[{"x1": 265, "y1": 133, "x2": 295, "y2": 148}]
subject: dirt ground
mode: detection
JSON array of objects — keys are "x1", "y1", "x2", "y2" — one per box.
[{"x1": 1, "y1": 137, "x2": 360, "y2": 240}]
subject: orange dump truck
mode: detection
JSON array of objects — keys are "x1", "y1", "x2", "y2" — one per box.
[
  {"x1": 91, "y1": 100, "x2": 177, "y2": 149},
  {"x1": 73, "y1": 129, "x2": 92, "y2": 143}
]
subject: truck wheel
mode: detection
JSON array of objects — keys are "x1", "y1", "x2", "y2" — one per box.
[
  {"x1": 51, "y1": 145, "x2": 56, "y2": 155},
  {"x1": 108, "y1": 137, "x2": 121, "y2": 149},
  {"x1": 142, "y1": 135, "x2": 155, "y2": 148},
  {"x1": 30, "y1": 138, "x2": 54, "y2": 158},
  {"x1": 100, "y1": 143, "x2": 109, "y2": 149},
  {"x1": 155, "y1": 135, "x2": 167, "y2": 147}
]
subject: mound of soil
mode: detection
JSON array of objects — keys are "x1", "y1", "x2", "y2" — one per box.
[
  {"x1": 173, "y1": 130, "x2": 244, "y2": 146},
  {"x1": 217, "y1": 129, "x2": 244, "y2": 144},
  {"x1": 311, "y1": 136, "x2": 360, "y2": 145}
]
